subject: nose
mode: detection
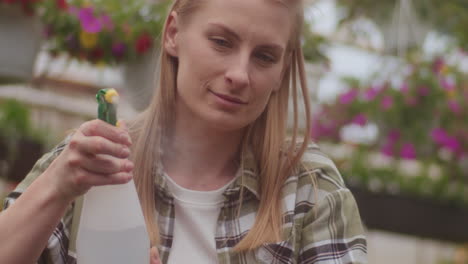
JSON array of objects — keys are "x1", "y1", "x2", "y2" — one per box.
[{"x1": 225, "y1": 53, "x2": 250, "y2": 89}]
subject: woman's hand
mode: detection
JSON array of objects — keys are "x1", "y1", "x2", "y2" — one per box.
[
  {"x1": 43, "y1": 119, "x2": 134, "y2": 202},
  {"x1": 150, "y1": 247, "x2": 161, "y2": 264}
]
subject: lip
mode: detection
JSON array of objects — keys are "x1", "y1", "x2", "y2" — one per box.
[{"x1": 209, "y1": 90, "x2": 247, "y2": 105}]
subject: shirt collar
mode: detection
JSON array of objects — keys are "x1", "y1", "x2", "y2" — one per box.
[{"x1": 223, "y1": 149, "x2": 260, "y2": 200}]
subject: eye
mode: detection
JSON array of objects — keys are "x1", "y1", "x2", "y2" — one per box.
[
  {"x1": 210, "y1": 37, "x2": 231, "y2": 48},
  {"x1": 255, "y1": 52, "x2": 277, "y2": 65}
]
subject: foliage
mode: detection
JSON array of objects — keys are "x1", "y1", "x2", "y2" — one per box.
[
  {"x1": 302, "y1": 21, "x2": 330, "y2": 64},
  {"x1": 0, "y1": 99, "x2": 47, "y2": 154},
  {"x1": 39, "y1": 0, "x2": 171, "y2": 65},
  {"x1": 336, "y1": 0, "x2": 468, "y2": 51},
  {"x1": 312, "y1": 52, "x2": 468, "y2": 206}
]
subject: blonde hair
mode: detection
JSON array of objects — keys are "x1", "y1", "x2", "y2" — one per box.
[{"x1": 130, "y1": 0, "x2": 311, "y2": 251}]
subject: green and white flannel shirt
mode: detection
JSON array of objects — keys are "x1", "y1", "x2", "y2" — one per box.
[{"x1": 3, "y1": 140, "x2": 367, "y2": 263}]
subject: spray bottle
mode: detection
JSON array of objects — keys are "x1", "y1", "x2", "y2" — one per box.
[{"x1": 76, "y1": 88, "x2": 150, "y2": 263}]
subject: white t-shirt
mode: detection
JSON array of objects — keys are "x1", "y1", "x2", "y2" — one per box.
[{"x1": 164, "y1": 174, "x2": 236, "y2": 264}]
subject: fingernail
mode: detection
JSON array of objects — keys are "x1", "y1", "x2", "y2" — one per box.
[
  {"x1": 120, "y1": 134, "x2": 131, "y2": 146},
  {"x1": 121, "y1": 147, "x2": 130, "y2": 157},
  {"x1": 125, "y1": 161, "x2": 134, "y2": 171}
]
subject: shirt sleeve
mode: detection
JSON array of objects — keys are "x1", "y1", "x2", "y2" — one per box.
[
  {"x1": 298, "y1": 185, "x2": 368, "y2": 264},
  {"x1": 2, "y1": 139, "x2": 75, "y2": 264}
]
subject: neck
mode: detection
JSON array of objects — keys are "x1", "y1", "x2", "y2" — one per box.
[{"x1": 162, "y1": 109, "x2": 245, "y2": 191}]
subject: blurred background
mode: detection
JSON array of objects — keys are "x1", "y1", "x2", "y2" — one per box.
[{"x1": 0, "y1": 0, "x2": 467, "y2": 263}]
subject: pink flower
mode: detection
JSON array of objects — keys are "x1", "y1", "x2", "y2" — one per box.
[
  {"x1": 364, "y1": 86, "x2": 379, "y2": 101},
  {"x1": 387, "y1": 130, "x2": 401, "y2": 143},
  {"x1": 381, "y1": 95, "x2": 393, "y2": 110},
  {"x1": 417, "y1": 86, "x2": 430, "y2": 96},
  {"x1": 448, "y1": 100, "x2": 462, "y2": 114},
  {"x1": 443, "y1": 137, "x2": 460, "y2": 153},
  {"x1": 79, "y1": 7, "x2": 102, "y2": 33},
  {"x1": 339, "y1": 89, "x2": 359, "y2": 104},
  {"x1": 400, "y1": 143, "x2": 416, "y2": 160},
  {"x1": 351, "y1": 113, "x2": 367, "y2": 126},
  {"x1": 430, "y1": 128, "x2": 461, "y2": 153},
  {"x1": 381, "y1": 142, "x2": 394, "y2": 157},
  {"x1": 432, "y1": 57, "x2": 445, "y2": 74},
  {"x1": 440, "y1": 78, "x2": 455, "y2": 91},
  {"x1": 400, "y1": 82, "x2": 409, "y2": 93},
  {"x1": 100, "y1": 14, "x2": 114, "y2": 31},
  {"x1": 431, "y1": 128, "x2": 449, "y2": 145}
]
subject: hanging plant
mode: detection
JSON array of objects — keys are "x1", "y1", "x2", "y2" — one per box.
[
  {"x1": 39, "y1": 0, "x2": 171, "y2": 65},
  {"x1": 336, "y1": 0, "x2": 468, "y2": 51}
]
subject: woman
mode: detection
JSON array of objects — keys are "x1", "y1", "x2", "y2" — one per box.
[{"x1": 0, "y1": 0, "x2": 367, "y2": 263}]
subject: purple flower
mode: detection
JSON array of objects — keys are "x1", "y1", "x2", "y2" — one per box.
[
  {"x1": 432, "y1": 57, "x2": 444, "y2": 74},
  {"x1": 112, "y1": 43, "x2": 127, "y2": 57},
  {"x1": 351, "y1": 113, "x2": 367, "y2": 126},
  {"x1": 339, "y1": 89, "x2": 359, "y2": 104},
  {"x1": 381, "y1": 95, "x2": 393, "y2": 110},
  {"x1": 430, "y1": 128, "x2": 461, "y2": 153},
  {"x1": 448, "y1": 100, "x2": 462, "y2": 114},
  {"x1": 100, "y1": 14, "x2": 114, "y2": 31},
  {"x1": 417, "y1": 86, "x2": 430, "y2": 96},
  {"x1": 443, "y1": 137, "x2": 460, "y2": 153},
  {"x1": 364, "y1": 86, "x2": 379, "y2": 101},
  {"x1": 381, "y1": 142, "x2": 394, "y2": 157},
  {"x1": 440, "y1": 78, "x2": 455, "y2": 91},
  {"x1": 400, "y1": 82, "x2": 409, "y2": 93},
  {"x1": 431, "y1": 128, "x2": 449, "y2": 145},
  {"x1": 387, "y1": 130, "x2": 401, "y2": 143},
  {"x1": 79, "y1": 7, "x2": 102, "y2": 33},
  {"x1": 400, "y1": 143, "x2": 416, "y2": 160}
]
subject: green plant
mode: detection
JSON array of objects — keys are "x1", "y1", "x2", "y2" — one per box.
[{"x1": 0, "y1": 99, "x2": 48, "y2": 171}]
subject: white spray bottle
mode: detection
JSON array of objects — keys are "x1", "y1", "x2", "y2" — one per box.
[{"x1": 76, "y1": 88, "x2": 150, "y2": 263}]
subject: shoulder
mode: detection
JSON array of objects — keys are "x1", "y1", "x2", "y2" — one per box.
[
  {"x1": 298, "y1": 142, "x2": 346, "y2": 190},
  {"x1": 282, "y1": 142, "x2": 348, "y2": 208}
]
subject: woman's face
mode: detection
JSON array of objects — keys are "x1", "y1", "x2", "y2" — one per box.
[{"x1": 165, "y1": 0, "x2": 293, "y2": 131}]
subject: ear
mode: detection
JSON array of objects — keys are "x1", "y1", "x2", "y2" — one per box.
[{"x1": 164, "y1": 11, "x2": 179, "y2": 57}]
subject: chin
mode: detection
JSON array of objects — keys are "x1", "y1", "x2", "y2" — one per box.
[{"x1": 204, "y1": 112, "x2": 252, "y2": 132}]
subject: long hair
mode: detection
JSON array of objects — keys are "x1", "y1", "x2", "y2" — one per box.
[{"x1": 130, "y1": 0, "x2": 311, "y2": 251}]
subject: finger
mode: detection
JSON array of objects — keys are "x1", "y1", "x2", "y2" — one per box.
[
  {"x1": 117, "y1": 119, "x2": 128, "y2": 131},
  {"x1": 80, "y1": 119, "x2": 132, "y2": 146},
  {"x1": 150, "y1": 247, "x2": 160, "y2": 264},
  {"x1": 70, "y1": 135, "x2": 130, "y2": 158},
  {"x1": 74, "y1": 168, "x2": 133, "y2": 188},
  {"x1": 79, "y1": 154, "x2": 133, "y2": 174}
]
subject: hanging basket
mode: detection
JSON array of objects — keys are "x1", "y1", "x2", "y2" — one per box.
[
  {"x1": 0, "y1": 4, "x2": 42, "y2": 84},
  {"x1": 375, "y1": 0, "x2": 430, "y2": 55}
]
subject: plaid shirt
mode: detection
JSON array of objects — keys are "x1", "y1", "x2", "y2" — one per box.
[{"x1": 3, "y1": 141, "x2": 367, "y2": 264}]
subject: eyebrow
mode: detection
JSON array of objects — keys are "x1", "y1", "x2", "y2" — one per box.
[{"x1": 207, "y1": 22, "x2": 285, "y2": 54}]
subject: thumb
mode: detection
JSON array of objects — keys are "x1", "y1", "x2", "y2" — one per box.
[{"x1": 150, "y1": 247, "x2": 161, "y2": 264}]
